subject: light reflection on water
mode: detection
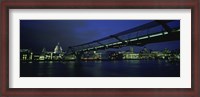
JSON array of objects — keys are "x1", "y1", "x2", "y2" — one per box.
[{"x1": 20, "y1": 60, "x2": 180, "y2": 77}]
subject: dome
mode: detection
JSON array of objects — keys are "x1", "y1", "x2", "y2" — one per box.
[{"x1": 54, "y1": 42, "x2": 63, "y2": 54}]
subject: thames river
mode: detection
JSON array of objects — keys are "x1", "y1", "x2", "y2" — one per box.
[{"x1": 20, "y1": 60, "x2": 180, "y2": 77}]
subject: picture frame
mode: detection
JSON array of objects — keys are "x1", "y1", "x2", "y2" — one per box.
[{"x1": 0, "y1": 0, "x2": 199, "y2": 97}]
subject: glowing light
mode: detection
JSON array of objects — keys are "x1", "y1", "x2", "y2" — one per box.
[
  {"x1": 130, "y1": 38, "x2": 137, "y2": 41},
  {"x1": 108, "y1": 44, "x2": 113, "y2": 46},
  {"x1": 139, "y1": 36, "x2": 148, "y2": 40},
  {"x1": 150, "y1": 33, "x2": 163, "y2": 37},
  {"x1": 164, "y1": 32, "x2": 168, "y2": 34},
  {"x1": 112, "y1": 42, "x2": 118, "y2": 45},
  {"x1": 117, "y1": 42, "x2": 122, "y2": 44}
]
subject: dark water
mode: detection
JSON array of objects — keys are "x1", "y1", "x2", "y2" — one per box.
[{"x1": 20, "y1": 60, "x2": 180, "y2": 77}]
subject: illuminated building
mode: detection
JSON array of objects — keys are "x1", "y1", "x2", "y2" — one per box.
[
  {"x1": 64, "y1": 54, "x2": 76, "y2": 60},
  {"x1": 35, "y1": 43, "x2": 65, "y2": 61},
  {"x1": 123, "y1": 53, "x2": 139, "y2": 59},
  {"x1": 52, "y1": 42, "x2": 64, "y2": 60},
  {"x1": 81, "y1": 51, "x2": 101, "y2": 60},
  {"x1": 106, "y1": 51, "x2": 123, "y2": 60},
  {"x1": 54, "y1": 42, "x2": 63, "y2": 54},
  {"x1": 139, "y1": 47, "x2": 151, "y2": 59},
  {"x1": 123, "y1": 47, "x2": 139, "y2": 59},
  {"x1": 20, "y1": 49, "x2": 33, "y2": 61}
]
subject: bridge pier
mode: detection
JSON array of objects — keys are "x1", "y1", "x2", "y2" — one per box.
[{"x1": 75, "y1": 51, "x2": 83, "y2": 61}]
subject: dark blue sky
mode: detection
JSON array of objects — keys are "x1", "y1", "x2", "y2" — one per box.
[{"x1": 20, "y1": 20, "x2": 180, "y2": 53}]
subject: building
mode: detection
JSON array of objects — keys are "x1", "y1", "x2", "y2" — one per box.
[
  {"x1": 106, "y1": 51, "x2": 123, "y2": 60},
  {"x1": 139, "y1": 47, "x2": 151, "y2": 59},
  {"x1": 20, "y1": 49, "x2": 33, "y2": 61},
  {"x1": 123, "y1": 47, "x2": 139, "y2": 59},
  {"x1": 81, "y1": 51, "x2": 101, "y2": 60},
  {"x1": 33, "y1": 42, "x2": 65, "y2": 61},
  {"x1": 54, "y1": 42, "x2": 63, "y2": 54},
  {"x1": 123, "y1": 52, "x2": 139, "y2": 59},
  {"x1": 64, "y1": 54, "x2": 76, "y2": 60}
]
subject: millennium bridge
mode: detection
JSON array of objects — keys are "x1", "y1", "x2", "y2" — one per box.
[{"x1": 66, "y1": 20, "x2": 180, "y2": 59}]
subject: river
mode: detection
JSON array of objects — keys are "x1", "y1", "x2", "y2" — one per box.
[{"x1": 20, "y1": 60, "x2": 180, "y2": 77}]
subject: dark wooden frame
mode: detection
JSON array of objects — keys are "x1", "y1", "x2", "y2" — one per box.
[{"x1": 0, "y1": 0, "x2": 199, "y2": 97}]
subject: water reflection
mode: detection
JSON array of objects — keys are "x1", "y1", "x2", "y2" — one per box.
[{"x1": 20, "y1": 60, "x2": 180, "y2": 77}]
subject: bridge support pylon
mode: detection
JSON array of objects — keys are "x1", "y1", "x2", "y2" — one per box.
[{"x1": 75, "y1": 51, "x2": 83, "y2": 61}]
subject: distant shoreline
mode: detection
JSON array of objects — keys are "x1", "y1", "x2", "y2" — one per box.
[{"x1": 20, "y1": 59, "x2": 180, "y2": 62}]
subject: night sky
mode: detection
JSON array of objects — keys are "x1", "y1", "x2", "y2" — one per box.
[{"x1": 20, "y1": 20, "x2": 180, "y2": 53}]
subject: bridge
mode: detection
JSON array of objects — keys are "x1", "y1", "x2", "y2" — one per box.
[{"x1": 66, "y1": 20, "x2": 180, "y2": 58}]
